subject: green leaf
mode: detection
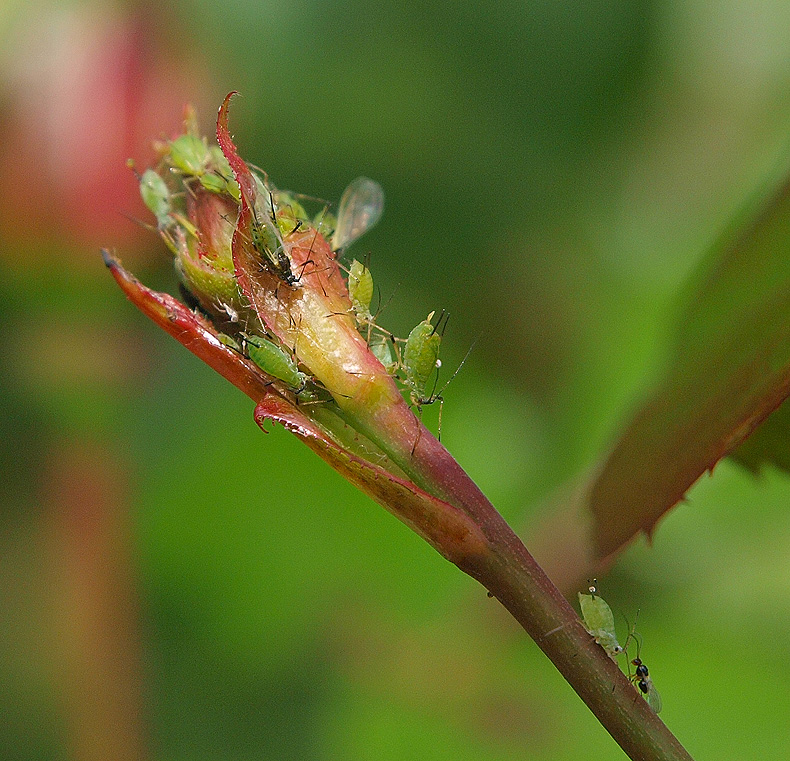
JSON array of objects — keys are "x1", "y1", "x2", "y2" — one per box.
[{"x1": 589, "y1": 168, "x2": 790, "y2": 558}]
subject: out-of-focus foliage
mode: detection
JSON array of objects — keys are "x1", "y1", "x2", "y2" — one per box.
[
  {"x1": 732, "y1": 397, "x2": 790, "y2": 472},
  {"x1": 3, "y1": 0, "x2": 790, "y2": 760},
  {"x1": 589, "y1": 170, "x2": 790, "y2": 558}
]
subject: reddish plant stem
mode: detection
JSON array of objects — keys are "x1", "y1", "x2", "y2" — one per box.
[
  {"x1": 374, "y1": 422, "x2": 693, "y2": 761},
  {"x1": 105, "y1": 252, "x2": 692, "y2": 761}
]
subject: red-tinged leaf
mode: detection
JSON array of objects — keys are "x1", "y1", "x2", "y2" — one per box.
[
  {"x1": 216, "y1": 92, "x2": 266, "y2": 331},
  {"x1": 215, "y1": 93, "x2": 411, "y2": 434},
  {"x1": 589, "y1": 170, "x2": 790, "y2": 558},
  {"x1": 102, "y1": 249, "x2": 276, "y2": 402},
  {"x1": 215, "y1": 94, "x2": 356, "y2": 347},
  {"x1": 254, "y1": 396, "x2": 490, "y2": 565},
  {"x1": 215, "y1": 92, "x2": 256, "y2": 204},
  {"x1": 729, "y1": 397, "x2": 790, "y2": 473}
]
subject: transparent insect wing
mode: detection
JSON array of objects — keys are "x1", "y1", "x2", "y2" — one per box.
[
  {"x1": 645, "y1": 682, "x2": 662, "y2": 714},
  {"x1": 332, "y1": 177, "x2": 384, "y2": 251}
]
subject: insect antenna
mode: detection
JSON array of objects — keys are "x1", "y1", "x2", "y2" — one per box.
[
  {"x1": 435, "y1": 340, "x2": 475, "y2": 398},
  {"x1": 622, "y1": 610, "x2": 642, "y2": 659},
  {"x1": 121, "y1": 212, "x2": 158, "y2": 234},
  {"x1": 422, "y1": 338, "x2": 475, "y2": 441}
]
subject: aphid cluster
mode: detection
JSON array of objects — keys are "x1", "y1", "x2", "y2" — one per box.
[
  {"x1": 134, "y1": 114, "x2": 328, "y2": 398},
  {"x1": 327, "y1": 179, "x2": 468, "y2": 437},
  {"x1": 136, "y1": 116, "x2": 467, "y2": 431},
  {"x1": 578, "y1": 581, "x2": 662, "y2": 713}
]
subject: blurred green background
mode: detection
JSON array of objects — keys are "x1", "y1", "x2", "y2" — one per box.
[{"x1": 2, "y1": 0, "x2": 790, "y2": 758}]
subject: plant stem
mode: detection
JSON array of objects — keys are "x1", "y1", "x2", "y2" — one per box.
[
  {"x1": 105, "y1": 253, "x2": 692, "y2": 761},
  {"x1": 396, "y1": 427, "x2": 693, "y2": 759}
]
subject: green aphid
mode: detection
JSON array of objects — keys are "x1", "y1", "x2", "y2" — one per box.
[
  {"x1": 249, "y1": 214, "x2": 298, "y2": 285},
  {"x1": 578, "y1": 588, "x2": 624, "y2": 660},
  {"x1": 207, "y1": 146, "x2": 240, "y2": 199},
  {"x1": 314, "y1": 210, "x2": 336, "y2": 239},
  {"x1": 217, "y1": 333, "x2": 242, "y2": 352},
  {"x1": 248, "y1": 177, "x2": 299, "y2": 286},
  {"x1": 199, "y1": 172, "x2": 231, "y2": 194},
  {"x1": 274, "y1": 191, "x2": 310, "y2": 231},
  {"x1": 348, "y1": 259, "x2": 373, "y2": 323},
  {"x1": 369, "y1": 332, "x2": 397, "y2": 373},
  {"x1": 139, "y1": 169, "x2": 171, "y2": 228},
  {"x1": 244, "y1": 334, "x2": 307, "y2": 392},
  {"x1": 169, "y1": 133, "x2": 210, "y2": 176},
  {"x1": 403, "y1": 312, "x2": 442, "y2": 405}
]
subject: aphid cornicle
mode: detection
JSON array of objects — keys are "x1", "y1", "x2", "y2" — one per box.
[
  {"x1": 243, "y1": 334, "x2": 307, "y2": 393},
  {"x1": 577, "y1": 584, "x2": 624, "y2": 660},
  {"x1": 332, "y1": 177, "x2": 384, "y2": 253}
]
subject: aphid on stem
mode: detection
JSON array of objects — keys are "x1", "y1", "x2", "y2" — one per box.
[
  {"x1": 344, "y1": 255, "x2": 398, "y2": 345},
  {"x1": 402, "y1": 311, "x2": 445, "y2": 405},
  {"x1": 348, "y1": 258, "x2": 374, "y2": 324},
  {"x1": 242, "y1": 333, "x2": 308, "y2": 394},
  {"x1": 578, "y1": 581, "x2": 624, "y2": 659},
  {"x1": 399, "y1": 311, "x2": 472, "y2": 441}
]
